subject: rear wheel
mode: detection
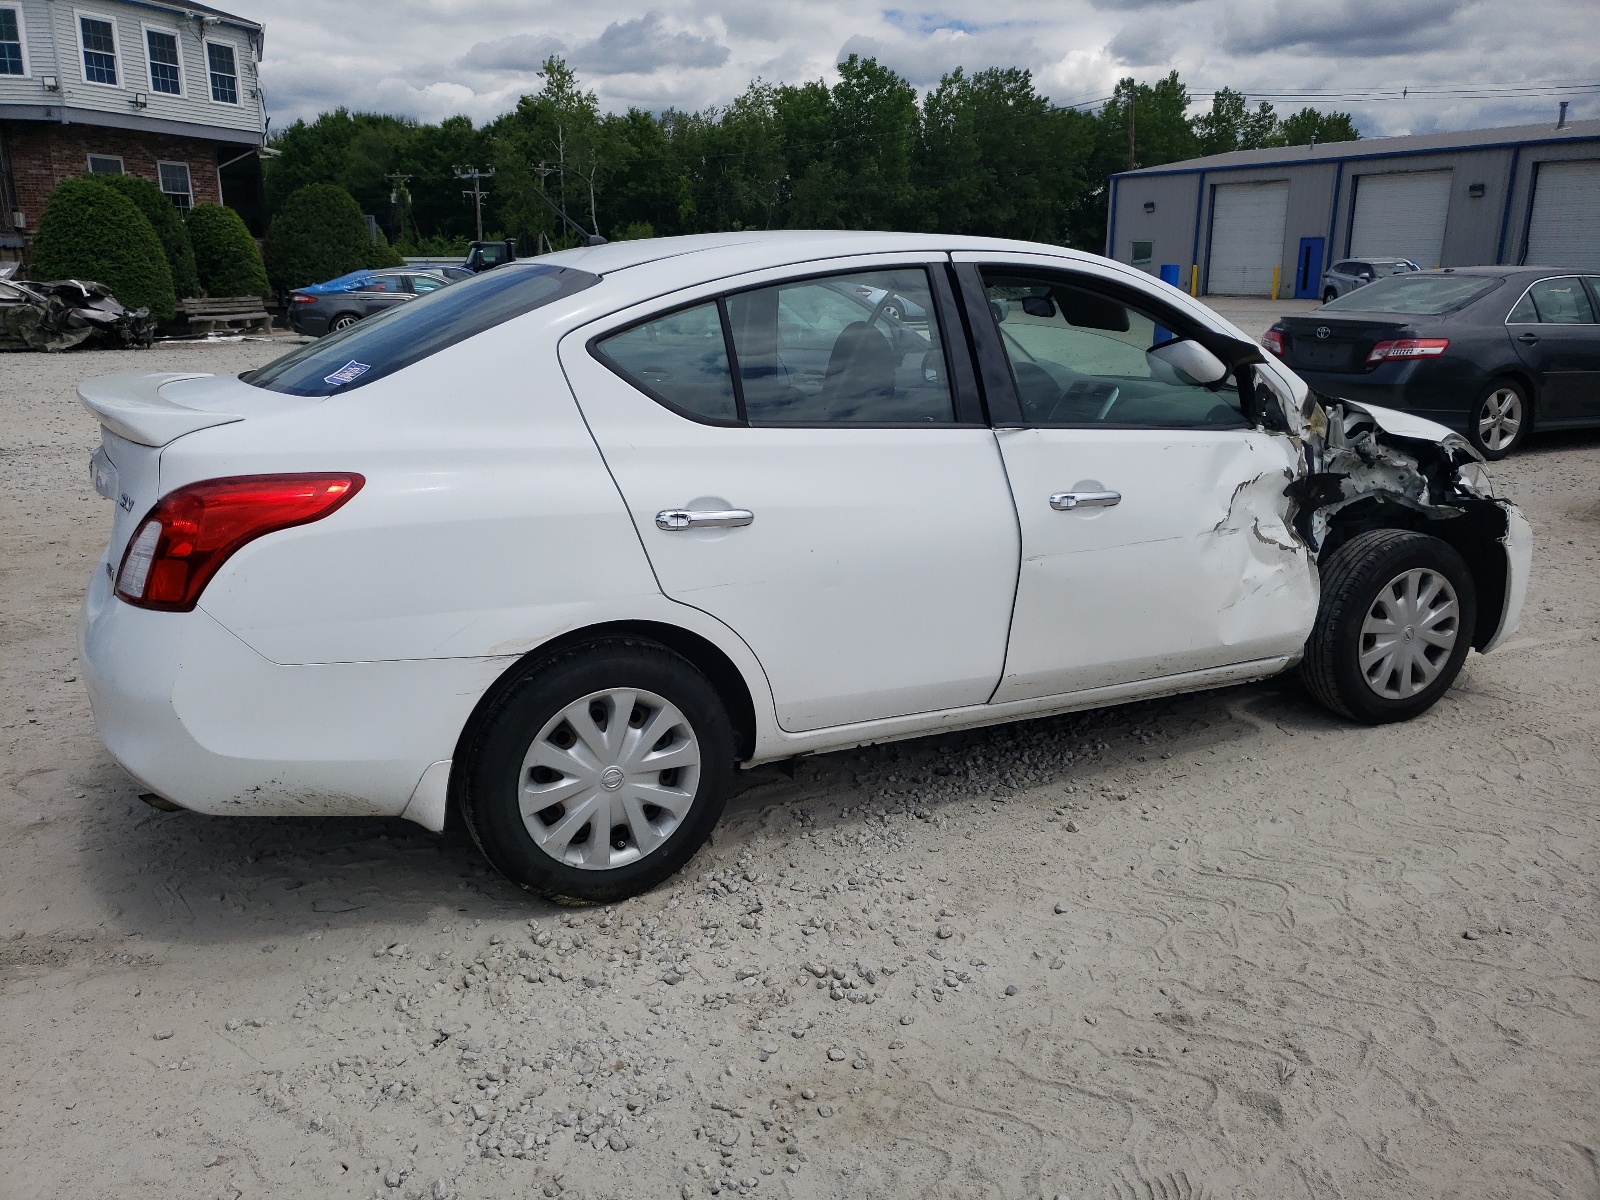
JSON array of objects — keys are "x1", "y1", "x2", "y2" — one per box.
[
  {"x1": 1301, "y1": 529, "x2": 1476, "y2": 724},
  {"x1": 327, "y1": 312, "x2": 360, "y2": 334},
  {"x1": 459, "y1": 638, "x2": 734, "y2": 903},
  {"x1": 1322, "y1": 288, "x2": 1337, "y2": 304},
  {"x1": 1467, "y1": 377, "x2": 1529, "y2": 460}
]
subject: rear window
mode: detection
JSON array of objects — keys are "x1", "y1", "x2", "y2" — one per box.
[
  {"x1": 1322, "y1": 273, "x2": 1497, "y2": 315},
  {"x1": 243, "y1": 263, "x2": 599, "y2": 397}
]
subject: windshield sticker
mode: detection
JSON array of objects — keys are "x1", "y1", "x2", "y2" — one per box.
[{"x1": 323, "y1": 360, "x2": 371, "y2": 386}]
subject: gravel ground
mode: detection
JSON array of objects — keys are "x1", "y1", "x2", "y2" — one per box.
[{"x1": 2, "y1": 332, "x2": 1597, "y2": 1200}]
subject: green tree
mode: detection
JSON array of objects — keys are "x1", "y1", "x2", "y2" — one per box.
[
  {"x1": 1281, "y1": 107, "x2": 1360, "y2": 146},
  {"x1": 29, "y1": 176, "x2": 176, "y2": 320},
  {"x1": 1193, "y1": 88, "x2": 1285, "y2": 155},
  {"x1": 186, "y1": 203, "x2": 269, "y2": 297},
  {"x1": 264, "y1": 183, "x2": 371, "y2": 292},
  {"x1": 362, "y1": 223, "x2": 404, "y2": 268},
  {"x1": 97, "y1": 173, "x2": 199, "y2": 299}
]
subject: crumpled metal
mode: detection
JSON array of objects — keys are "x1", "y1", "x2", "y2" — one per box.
[{"x1": 0, "y1": 279, "x2": 156, "y2": 352}]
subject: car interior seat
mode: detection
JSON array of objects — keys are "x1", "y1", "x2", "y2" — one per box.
[{"x1": 822, "y1": 322, "x2": 897, "y2": 419}]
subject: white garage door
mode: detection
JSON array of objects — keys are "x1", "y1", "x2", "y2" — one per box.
[
  {"x1": 1207, "y1": 181, "x2": 1289, "y2": 295},
  {"x1": 1525, "y1": 159, "x2": 1600, "y2": 271},
  {"x1": 1349, "y1": 170, "x2": 1452, "y2": 268}
]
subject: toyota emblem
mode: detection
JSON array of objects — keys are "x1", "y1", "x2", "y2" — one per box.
[{"x1": 1316, "y1": 325, "x2": 1331, "y2": 340}]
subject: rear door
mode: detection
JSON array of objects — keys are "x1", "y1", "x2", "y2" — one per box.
[
  {"x1": 953, "y1": 253, "x2": 1316, "y2": 700},
  {"x1": 561, "y1": 255, "x2": 1022, "y2": 732},
  {"x1": 1507, "y1": 275, "x2": 1600, "y2": 420}
]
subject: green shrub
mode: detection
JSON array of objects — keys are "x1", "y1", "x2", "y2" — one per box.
[
  {"x1": 264, "y1": 183, "x2": 371, "y2": 292},
  {"x1": 363, "y1": 223, "x2": 404, "y2": 269},
  {"x1": 613, "y1": 221, "x2": 656, "y2": 241},
  {"x1": 28, "y1": 176, "x2": 176, "y2": 321},
  {"x1": 97, "y1": 173, "x2": 199, "y2": 299},
  {"x1": 186, "y1": 203, "x2": 268, "y2": 298}
]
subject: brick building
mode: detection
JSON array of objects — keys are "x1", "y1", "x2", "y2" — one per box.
[{"x1": 0, "y1": 0, "x2": 267, "y2": 261}]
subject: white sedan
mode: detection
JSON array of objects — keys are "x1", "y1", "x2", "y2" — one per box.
[{"x1": 79, "y1": 232, "x2": 1531, "y2": 902}]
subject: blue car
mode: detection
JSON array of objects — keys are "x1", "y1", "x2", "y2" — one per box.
[{"x1": 287, "y1": 268, "x2": 456, "y2": 337}]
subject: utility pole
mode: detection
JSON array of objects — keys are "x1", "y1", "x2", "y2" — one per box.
[
  {"x1": 1128, "y1": 90, "x2": 1136, "y2": 171},
  {"x1": 454, "y1": 166, "x2": 494, "y2": 242},
  {"x1": 383, "y1": 171, "x2": 412, "y2": 242}
]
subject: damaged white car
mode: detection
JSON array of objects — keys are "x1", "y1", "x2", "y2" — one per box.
[{"x1": 78, "y1": 233, "x2": 1531, "y2": 901}]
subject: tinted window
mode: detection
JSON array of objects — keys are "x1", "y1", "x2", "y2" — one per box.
[
  {"x1": 1322, "y1": 274, "x2": 1498, "y2": 315},
  {"x1": 244, "y1": 263, "x2": 598, "y2": 397},
  {"x1": 596, "y1": 301, "x2": 737, "y2": 422},
  {"x1": 728, "y1": 269, "x2": 953, "y2": 423},
  {"x1": 408, "y1": 274, "x2": 445, "y2": 294},
  {"x1": 1512, "y1": 276, "x2": 1596, "y2": 324},
  {"x1": 982, "y1": 273, "x2": 1244, "y2": 429}
]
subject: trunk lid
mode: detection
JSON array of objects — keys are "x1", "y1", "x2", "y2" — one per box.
[{"x1": 1276, "y1": 313, "x2": 1418, "y2": 373}]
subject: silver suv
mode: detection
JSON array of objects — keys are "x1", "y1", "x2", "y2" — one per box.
[{"x1": 1321, "y1": 257, "x2": 1420, "y2": 304}]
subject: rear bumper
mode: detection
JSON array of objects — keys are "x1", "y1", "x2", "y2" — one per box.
[
  {"x1": 287, "y1": 308, "x2": 329, "y2": 336},
  {"x1": 79, "y1": 565, "x2": 511, "y2": 822},
  {"x1": 1288, "y1": 359, "x2": 1486, "y2": 431}
]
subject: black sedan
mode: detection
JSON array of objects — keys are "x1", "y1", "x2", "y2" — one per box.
[
  {"x1": 287, "y1": 268, "x2": 455, "y2": 337},
  {"x1": 1263, "y1": 267, "x2": 1600, "y2": 458}
]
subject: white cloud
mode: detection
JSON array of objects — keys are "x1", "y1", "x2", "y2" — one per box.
[{"x1": 217, "y1": 0, "x2": 1594, "y2": 139}]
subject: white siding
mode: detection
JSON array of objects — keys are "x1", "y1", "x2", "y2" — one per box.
[
  {"x1": 1349, "y1": 170, "x2": 1452, "y2": 268},
  {"x1": 1524, "y1": 159, "x2": 1600, "y2": 271},
  {"x1": 0, "y1": 0, "x2": 260, "y2": 137},
  {"x1": 1207, "y1": 181, "x2": 1289, "y2": 296}
]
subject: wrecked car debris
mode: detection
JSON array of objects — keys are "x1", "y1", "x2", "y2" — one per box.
[{"x1": 0, "y1": 278, "x2": 155, "y2": 352}]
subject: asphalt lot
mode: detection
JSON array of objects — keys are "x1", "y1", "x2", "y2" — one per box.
[{"x1": 1, "y1": 328, "x2": 1596, "y2": 1200}]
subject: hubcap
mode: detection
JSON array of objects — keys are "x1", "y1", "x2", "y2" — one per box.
[
  {"x1": 518, "y1": 687, "x2": 700, "y2": 871},
  {"x1": 1359, "y1": 567, "x2": 1460, "y2": 700},
  {"x1": 1478, "y1": 388, "x2": 1522, "y2": 452}
]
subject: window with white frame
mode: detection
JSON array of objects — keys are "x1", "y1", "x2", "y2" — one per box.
[
  {"x1": 78, "y1": 14, "x2": 119, "y2": 86},
  {"x1": 87, "y1": 154, "x2": 124, "y2": 174},
  {"x1": 0, "y1": 7, "x2": 27, "y2": 76},
  {"x1": 157, "y1": 161, "x2": 192, "y2": 212},
  {"x1": 145, "y1": 27, "x2": 181, "y2": 95},
  {"x1": 205, "y1": 40, "x2": 237, "y2": 103}
]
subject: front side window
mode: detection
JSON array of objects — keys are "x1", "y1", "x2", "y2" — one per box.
[
  {"x1": 0, "y1": 9, "x2": 25, "y2": 75},
  {"x1": 87, "y1": 153, "x2": 123, "y2": 174},
  {"x1": 80, "y1": 16, "x2": 117, "y2": 85},
  {"x1": 1508, "y1": 276, "x2": 1596, "y2": 325},
  {"x1": 206, "y1": 40, "x2": 237, "y2": 103},
  {"x1": 243, "y1": 263, "x2": 599, "y2": 397},
  {"x1": 1322, "y1": 273, "x2": 1498, "y2": 315},
  {"x1": 146, "y1": 28, "x2": 180, "y2": 94},
  {"x1": 157, "y1": 161, "x2": 192, "y2": 212},
  {"x1": 983, "y1": 272, "x2": 1244, "y2": 429}
]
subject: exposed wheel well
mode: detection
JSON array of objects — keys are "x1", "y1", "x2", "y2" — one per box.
[{"x1": 1317, "y1": 499, "x2": 1509, "y2": 650}]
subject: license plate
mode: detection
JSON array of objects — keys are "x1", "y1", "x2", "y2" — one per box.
[
  {"x1": 1294, "y1": 341, "x2": 1351, "y2": 369},
  {"x1": 90, "y1": 447, "x2": 117, "y2": 501}
]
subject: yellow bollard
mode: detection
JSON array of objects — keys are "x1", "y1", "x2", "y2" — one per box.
[
  {"x1": 1271, "y1": 265, "x2": 1281, "y2": 301},
  {"x1": 1190, "y1": 264, "x2": 1199, "y2": 296}
]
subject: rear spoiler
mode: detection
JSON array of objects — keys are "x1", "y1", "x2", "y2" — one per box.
[{"x1": 79, "y1": 373, "x2": 243, "y2": 447}]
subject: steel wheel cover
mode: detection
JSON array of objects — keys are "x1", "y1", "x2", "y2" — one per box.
[
  {"x1": 1478, "y1": 387, "x2": 1522, "y2": 452},
  {"x1": 1358, "y1": 567, "x2": 1461, "y2": 699},
  {"x1": 518, "y1": 687, "x2": 701, "y2": 870}
]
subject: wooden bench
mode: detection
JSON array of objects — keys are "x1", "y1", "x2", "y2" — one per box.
[{"x1": 181, "y1": 296, "x2": 273, "y2": 336}]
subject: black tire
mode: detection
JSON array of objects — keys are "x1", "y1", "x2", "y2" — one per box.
[
  {"x1": 1301, "y1": 529, "x2": 1477, "y2": 724},
  {"x1": 1322, "y1": 289, "x2": 1337, "y2": 304},
  {"x1": 1465, "y1": 376, "x2": 1530, "y2": 460},
  {"x1": 327, "y1": 312, "x2": 360, "y2": 334},
  {"x1": 459, "y1": 638, "x2": 734, "y2": 903}
]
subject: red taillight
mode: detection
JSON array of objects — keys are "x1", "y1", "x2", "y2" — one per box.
[
  {"x1": 1366, "y1": 337, "x2": 1449, "y2": 364},
  {"x1": 291, "y1": 294, "x2": 317, "y2": 304},
  {"x1": 115, "y1": 473, "x2": 363, "y2": 611},
  {"x1": 1262, "y1": 329, "x2": 1284, "y2": 356}
]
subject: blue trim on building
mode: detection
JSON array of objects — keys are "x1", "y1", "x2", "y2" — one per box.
[
  {"x1": 1325, "y1": 159, "x2": 1344, "y2": 267},
  {"x1": 1105, "y1": 175, "x2": 1118, "y2": 258},
  {"x1": 1495, "y1": 145, "x2": 1522, "y2": 264},
  {"x1": 1189, "y1": 171, "x2": 1205, "y2": 281}
]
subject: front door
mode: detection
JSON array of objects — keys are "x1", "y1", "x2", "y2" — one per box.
[
  {"x1": 1294, "y1": 237, "x2": 1325, "y2": 300},
  {"x1": 561, "y1": 257, "x2": 1022, "y2": 732},
  {"x1": 1507, "y1": 275, "x2": 1600, "y2": 420},
  {"x1": 955, "y1": 256, "x2": 1317, "y2": 701}
]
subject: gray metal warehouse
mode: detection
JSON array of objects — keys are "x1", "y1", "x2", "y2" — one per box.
[{"x1": 1104, "y1": 116, "x2": 1600, "y2": 297}]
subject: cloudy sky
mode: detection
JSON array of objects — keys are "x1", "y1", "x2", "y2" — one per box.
[{"x1": 220, "y1": 0, "x2": 1596, "y2": 139}]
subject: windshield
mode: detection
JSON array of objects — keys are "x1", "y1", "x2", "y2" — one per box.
[
  {"x1": 1323, "y1": 273, "x2": 1498, "y2": 315},
  {"x1": 244, "y1": 263, "x2": 599, "y2": 397}
]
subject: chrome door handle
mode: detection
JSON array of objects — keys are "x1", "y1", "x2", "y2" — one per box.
[
  {"x1": 1050, "y1": 491, "x2": 1121, "y2": 510},
  {"x1": 655, "y1": 508, "x2": 755, "y2": 531}
]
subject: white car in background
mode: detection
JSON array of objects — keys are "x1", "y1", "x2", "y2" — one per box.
[{"x1": 79, "y1": 232, "x2": 1531, "y2": 902}]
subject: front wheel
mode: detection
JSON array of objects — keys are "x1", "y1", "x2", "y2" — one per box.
[
  {"x1": 1301, "y1": 529, "x2": 1477, "y2": 724},
  {"x1": 1467, "y1": 378, "x2": 1529, "y2": 460},
  {"x1": 459, "y1": 638, "x2": 734, "y2": 903}
]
